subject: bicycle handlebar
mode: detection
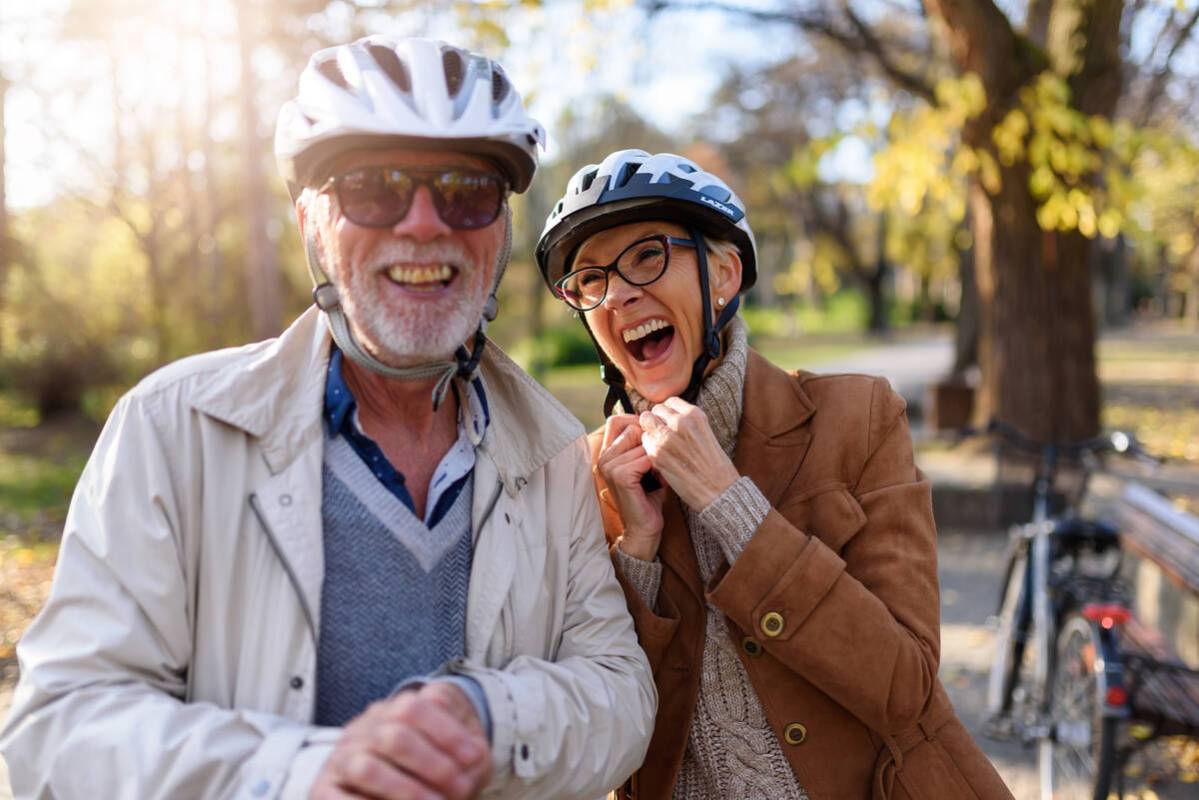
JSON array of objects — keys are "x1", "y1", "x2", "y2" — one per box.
[{"x1": 956, "y1": 418, "x2": 1162, "y2": 464}]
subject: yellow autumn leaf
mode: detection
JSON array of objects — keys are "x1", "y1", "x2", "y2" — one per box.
[
  {"x1": 1089, "y1": 116, "x2": 1113, "y2": 148},
  {"x1": 1097, "y1": 209, "x2": 1122, "y2": 238}
]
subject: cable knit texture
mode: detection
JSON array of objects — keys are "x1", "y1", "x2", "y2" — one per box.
[{"x1": 623, "y1": 316, "x2": 808, "y2": 800}]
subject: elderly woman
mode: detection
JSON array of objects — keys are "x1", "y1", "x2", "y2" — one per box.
[{"x1": 535, "y1": 150, "x2": 1011, "y2": 800}]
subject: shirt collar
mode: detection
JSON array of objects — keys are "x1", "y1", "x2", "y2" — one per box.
[{"x1": 324, "y1": 347, "x2": 490, "y2": 442}]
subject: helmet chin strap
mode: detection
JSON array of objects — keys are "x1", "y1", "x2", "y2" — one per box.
[{"x1": 304, "y1": 211, "x2": 512, "y2": 410}]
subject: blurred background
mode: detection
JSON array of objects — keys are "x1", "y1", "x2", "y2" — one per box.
[{"x1": 1, "y1": 1, "x2": 1198, "y2": 796}]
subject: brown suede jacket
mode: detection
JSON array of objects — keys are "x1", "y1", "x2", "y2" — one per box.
[{"x1": 589, "y1": 349, "x2": 1013, "y2": 800}]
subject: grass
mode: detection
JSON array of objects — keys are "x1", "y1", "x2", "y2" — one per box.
[
  {"x1": 1097, "y1": 325, "x2": 1199, "y2": 465},
  {"x1": 0, "y1": 451, "x2": 87, "y2": 526}
]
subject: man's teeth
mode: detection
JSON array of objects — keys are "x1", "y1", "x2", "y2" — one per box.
[
  {"x1": 622, "y1": 318, "x2": 669, "y2": 343},
  {"x1": 386, "y1": 265, "x2": 454, "y2": 284}
]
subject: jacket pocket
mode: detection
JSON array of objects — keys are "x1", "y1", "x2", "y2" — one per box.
[{"x1": 778, "y1": 484, "x2": 868, "y2": 554}]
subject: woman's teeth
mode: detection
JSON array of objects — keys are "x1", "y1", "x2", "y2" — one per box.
[
  {"x1": 386, "y1": 264, "x2": 454, "y2": 286},
  {"x1": 622, "y1": 318, "x2": 669, "y2": 343}
]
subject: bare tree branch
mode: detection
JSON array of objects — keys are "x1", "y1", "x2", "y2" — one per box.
[
  {"x1": 920, "y1": 0, "x2": 1023, "y2": 96},
  {"x1": 1137, "y1": 3, "x2": 1199, "y2": 124},
  {"x1": 1026, "y1": 0, "x2": 1051, "y2": 46},
  {"x1": 644, "y1": 0, "x2": 937, "y2": 101}
]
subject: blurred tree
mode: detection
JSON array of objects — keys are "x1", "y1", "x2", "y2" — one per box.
[
  {"x1": 235, "y1": 1, "x2": 282, "y2": 340},
  {"x1": 0, "y1": 69, "x2": 9, "y2": 360}
]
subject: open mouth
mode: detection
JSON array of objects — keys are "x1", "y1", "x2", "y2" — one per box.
[
  {"x1": 622, "y1": 318, "x2": 675, "y2": 363},
  {"x1": 385, "y1": 264, "x2": 458, "y2": 293}
]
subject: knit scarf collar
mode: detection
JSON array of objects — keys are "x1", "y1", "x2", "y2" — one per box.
[{"x1": 626, "y1": 316, "x2": 749, "y2": 458}]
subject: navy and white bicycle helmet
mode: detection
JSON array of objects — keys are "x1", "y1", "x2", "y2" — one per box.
[
  {"x1": 536, "y1": 149, "x2": 756, "y2": 290},
  {"x1": 536, "y1": 149, "x2": 758, "y2": 416}
]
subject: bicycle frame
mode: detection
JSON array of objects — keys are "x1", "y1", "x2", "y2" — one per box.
[
  {"x1": 981, "y1": 421, "x2": 1139, "y2": 800},
  {"x1": 1029, "y1": 444, "x2": 1059, "y2": 797}
]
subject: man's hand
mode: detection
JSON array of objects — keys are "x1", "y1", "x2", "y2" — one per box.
[{"x1": 311, "y1": 684, "x2": 492, "y2": 800}]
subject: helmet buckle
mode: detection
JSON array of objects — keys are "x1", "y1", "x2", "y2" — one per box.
[{"x1": 312, "y1": 283, "x2": 341, "y2": 311}]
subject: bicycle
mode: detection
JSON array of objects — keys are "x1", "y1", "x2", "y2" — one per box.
[{"x1": 970, "y1": 419, "x2": 1199, "y2": 799}]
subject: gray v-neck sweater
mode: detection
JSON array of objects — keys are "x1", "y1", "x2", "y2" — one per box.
[{"x1": 314, "y1": 433, "x2": 474, "y2": 727}]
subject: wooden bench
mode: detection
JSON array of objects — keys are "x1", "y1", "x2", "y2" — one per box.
[{"x1": 1120, "y1": 618, "x2": 1199, "y2": 737}]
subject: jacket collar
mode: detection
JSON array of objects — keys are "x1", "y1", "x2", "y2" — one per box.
[
  {"x1": 733, "y1": 348, "x2": 815, "y2": 507},
  {"x1": 474, "y1": 339, "x2": 584, "y2": 495},
  {"x1": 189, "y1": 307, "x2": 584, "y2": 485},
  {"x1": 190, "y1": 306, "x2": 330, "y2": 474}
]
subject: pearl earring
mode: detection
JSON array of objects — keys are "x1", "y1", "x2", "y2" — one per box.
[{"x1": 716, "y1": 296, "x2": 726, "y2": 308}]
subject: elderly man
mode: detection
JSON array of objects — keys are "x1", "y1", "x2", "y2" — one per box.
[{"x1": 0, "y1": 37, "x2": 654, "y2": 800}]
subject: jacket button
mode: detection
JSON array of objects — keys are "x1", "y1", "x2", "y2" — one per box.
[
  {"x1": 741, "y1": 636, "x2": 763, "y2": 657},
  {"x1": 783, "y1": 722, "x2": 807, "y2": 745},
  {"x1": 279, "y1": 494, "x2": 293, "y2": 507},
  {"x1": 760, "y1": 611, "x2": 785, "y2": 637},
  {"x1": 289, "y1": 675, "x2": 304, "y2": 690}
]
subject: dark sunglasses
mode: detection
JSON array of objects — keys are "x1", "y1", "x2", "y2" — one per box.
[{"x1": 319, "y1": 166, "x2": 508, "y2": 230}]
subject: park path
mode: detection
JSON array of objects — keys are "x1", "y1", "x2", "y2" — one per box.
[{"x1": 802, "y1": 331, "x2": 955, "y2": 407}]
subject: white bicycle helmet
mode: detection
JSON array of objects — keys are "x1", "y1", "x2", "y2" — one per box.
[
  {"x1": 275, "y1": 37, "x2": 545, "y2": 408},
  {"x1": 276, "y1": 36, "x2": 545, "y2": 193}
]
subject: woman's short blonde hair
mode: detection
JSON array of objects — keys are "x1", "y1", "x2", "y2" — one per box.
[
  {"x1": 705, "y1": 239, "x2": 742, "y2": 293},
  {"x1": 705, "y1": 237, "x2": 740, "y2": 265}
]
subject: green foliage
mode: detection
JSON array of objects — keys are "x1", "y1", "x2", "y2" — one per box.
[
  {"x1": 0, "y1": 449, "x2": 86, "y2": 523},
  {"x1": 534, "y1": 321, "x2": 599, "y2": 368},
  {"x1": 788, "y1": 290, "x2": 870, "y2": 334}
]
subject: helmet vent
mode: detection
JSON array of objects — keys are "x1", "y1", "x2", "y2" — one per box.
[
  {"x1": 316, "y1": 58, "x2": 349, "y2": 91},
  {"x1": 442, "y1": 49, "x2": 466, "y2": 97},
  {"x1": 491, "y1": 68, "x2": 510, "y2": 103},
  {"x1": 613, "y1": 162, "x2": 637, "y2": 187},
  {"x1": 368, "y1": 45, "x2": 411, "y2": 93},
  {"x1": 580, "y1": 171, "x2": 597, "y2": 192}
]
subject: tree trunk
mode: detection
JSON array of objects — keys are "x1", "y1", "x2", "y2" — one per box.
[
  {"x1": 926, "y1": 0, "x2": 1118, "y2": 441},
  {"x1": 141, "y1": 134, "x2": 171, "y2": 363},
  {"x1": 176, "y1": 14, "x2": 202, "y2": 334},
  {"x1": 201, "y1": 29, "x2": 226, "y2": 346},
  {"x1": 521, "y1": 179, "x2": 549, "y2": 381},
  {"x1": 1186, "y1": 244, "x2": 1199, "y2": 330},
  {"x1": 236, "y1": 3, "x2": 282, "y2": 341},
  {"x1": 0, "y1": 71, "x2": 9, "y2": 358},
  {"x1": 969, "y1": 172, "x2": 1100, "y2": 442},
  {"x1": 951, "y1": 218, "x2": 979, "y2": 379},
  {"x1": 865, "y1": 211, "x2": 890, "y2": 336},
  {"x1": 864, "y1": 268, "x2": 889, "y2": 335}
]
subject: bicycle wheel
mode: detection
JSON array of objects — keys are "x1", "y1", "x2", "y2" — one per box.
[
  {"x1": 986, "y1": 537, "x2": 1031, "y2": 720},
  {"x1": 1042, "y1": 613, "x2": 1117, "y2": 800}
]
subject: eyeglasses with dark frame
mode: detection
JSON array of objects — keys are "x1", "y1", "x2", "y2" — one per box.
[
  {"x1": 318, "y1": 166, "x2": 509, "y2": 230},
  {"x1": 553, "y1": 234, "x2": 696, "y2": 311}
]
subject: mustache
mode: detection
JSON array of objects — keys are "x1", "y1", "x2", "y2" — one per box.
[{"x1": 364, "y1": 240, "x2": 473, "y2": 272}]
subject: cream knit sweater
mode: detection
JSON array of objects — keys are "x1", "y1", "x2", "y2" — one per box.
[{"x1": 614, "y1": 318, "x2": 808, "y2": 800}]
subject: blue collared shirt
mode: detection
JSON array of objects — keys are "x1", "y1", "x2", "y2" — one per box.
[{"x1": 324, "y1": 348, "x2": 489, "y2": 527}]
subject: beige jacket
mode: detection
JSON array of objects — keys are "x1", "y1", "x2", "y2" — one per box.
[{"x1": 0, "y1": 307, "x2": 654, "y2": 800}]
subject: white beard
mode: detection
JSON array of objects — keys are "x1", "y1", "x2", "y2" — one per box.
[{"x1": 328, "y1": 238, "x2": 493, "y2": 366}]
